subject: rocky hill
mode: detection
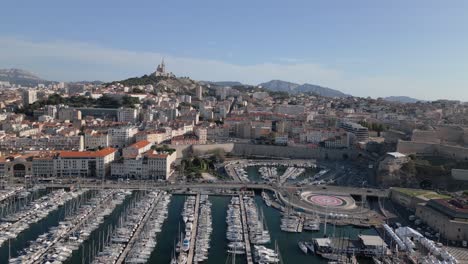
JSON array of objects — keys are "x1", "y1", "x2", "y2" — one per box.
[
  {"x1": 107, "y1": 74, "x2": 204, "y2": 94},
  {"x1": 0, "y1": 68, "x2": 52, "y2": 86},
  {"x1": 258, "y1": 80, "x2": 299, "y2": 92},
  {"x1": 200, "y1": 81, "x2": 244, "y2": 87},
  {"x1": 259, "y1": 80, "x2": 349, "y2": 98},
  {"x1": 384, "y1": 96, "x2": 425, "y2": 104}
]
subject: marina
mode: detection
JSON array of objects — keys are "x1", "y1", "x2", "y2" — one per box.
[
  {"x1": 193, "y1": 194, "x2": 212, "y2": 263},
  {"x1": 225, "y1": 160, "x2": 316, "y2": 183},
  {"x1": 8, "y1": 190, "x2": 112, "y2": 263},
  {"x1": 0, "y1": 188, "x2": 81, "y2": 247},
  {"x1": 124, "y1": 191, "x2": 171, "y2": 264},
  {"x1": 92, "y1": 191, "x2": 160, "y2": 264},
  {"x1": 0, "y1": 186, "x2": 462, "y2": 264}
]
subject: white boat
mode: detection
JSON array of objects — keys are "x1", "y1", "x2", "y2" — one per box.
[{"x1": 298, "y1": 241, "x2": 308, "y2": 254}]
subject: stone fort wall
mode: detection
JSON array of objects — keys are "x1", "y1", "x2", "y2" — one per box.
[
  {"x1": 189, "y1": 143, "x2": 357, "y2": 160},
  {"x1": 397, "y1": 140, "x2": 468, "y2": 161},
  {"x1": 412, "y1": 126, "x2": 467, "y2": 145}
]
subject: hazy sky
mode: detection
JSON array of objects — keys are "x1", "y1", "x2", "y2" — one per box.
[{"x1": 1, "y1": 0, "x2": 468, "y2": 101}]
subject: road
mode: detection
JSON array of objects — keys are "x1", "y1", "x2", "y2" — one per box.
[{"x1": 17, "y1": 180, "x2": 389, "y2": 198}]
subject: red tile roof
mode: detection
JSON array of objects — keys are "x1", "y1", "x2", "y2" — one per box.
[
  {"x1": 145, "y1": 151, "x2": 169, "y2": 158},
  {"x1": 59, "y1": 147, "x2": 116, "y2": 158},
  {"x1": 128, "y1": 140, "x2": 151, "y2": 149}
]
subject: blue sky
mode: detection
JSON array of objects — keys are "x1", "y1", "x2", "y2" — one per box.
[{"x1": 1, "y1": 0, "x2": 468, "y2": 100}]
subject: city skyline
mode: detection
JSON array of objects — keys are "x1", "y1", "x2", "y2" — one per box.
[{"x1": 1, "y1": 0, "x2": 468, "y2": 101}]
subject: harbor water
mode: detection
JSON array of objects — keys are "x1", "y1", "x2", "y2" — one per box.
[{"x1": 0, "y1": 190, "x2": 377, "y2": 264}]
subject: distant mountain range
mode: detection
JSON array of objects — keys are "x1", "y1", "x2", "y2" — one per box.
[
  {"x1": 383, "y1": 96, "x2": 426, "y2": 104},
  {"x1": 0, "y1": 68, "x2": 52, "y2": 86},
  {"x1": 0, "y1": 68, "x2": 105, "y2": 87},
  {"x1": 0, "y1": 68, "x2": 433, "y2": 102},
  {"x1": 258, "y1": 80, "x2": 350, "y2": 98},
  {"x1": 200, "y1": 81, "x2": 245, "y2": 87}
]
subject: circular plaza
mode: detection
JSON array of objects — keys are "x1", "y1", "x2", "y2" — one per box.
[{"x1": 300, "y1": 191, "x2": 357, "y2": 210}]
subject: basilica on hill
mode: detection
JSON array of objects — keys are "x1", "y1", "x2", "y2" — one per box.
[{"x1": 153, "y1": 58, "x2": 175, "y2": 78}]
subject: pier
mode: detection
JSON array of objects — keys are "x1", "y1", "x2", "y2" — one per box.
[
  {"x1": 239, "y1": 194, "x2": 254, "y2": 264},
  {"x1": 297, "y1": 216, "x2": 304, "y2": 232},
  {"x1": 0, "y1": 187, "x2": 24, "y2": 204},
  {"x1": 115, "y1": 192, "x2": 162, "y2": 264},
  {"x1": 187, "y1": 193, "x2": 200, "y2": 264}
]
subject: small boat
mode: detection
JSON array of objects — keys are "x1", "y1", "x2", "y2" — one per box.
[
  {"x1": 298, "y1": 241, "x2": 308, "y2": 254},
  {"x1": 305, "y1": 241, "x2": 315, "y2": 254}
]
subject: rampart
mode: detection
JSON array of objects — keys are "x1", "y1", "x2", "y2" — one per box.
[
  {"x1": 188, "y1": 143, "x2": 357, "y2": 160},
  {"x1": 397, "y1": 140, "x2": 468, "y2": 161}
]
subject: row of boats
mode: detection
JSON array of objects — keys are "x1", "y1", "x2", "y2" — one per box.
[
  {"x1": 0, "y1": 187, "x2": 26, "y2": 203},
  {"x1": 34, "y1": 190, "x2": 127, "y2": 263},
  {"x1": 259, "y1": 167, "x2": 278, "y2": 182},
  {"x1": 281, "y1": 213, "x2": 320, "y2": 233},
  {"x1": 280, "y1": 214, "x2": 303, "y2": 233},
  {"x1": 228, "y1": 160, "x2": 315, "y2": 183},
  {"x1": 244, "y1": 196, "x2": 271, "y2": 245},
  {"x1": 253, "y1": 245, "x2": 281, "y2": 264},
  {"x1": 193, "y1": 195, "x2": 212, "y2": 263},
  {"x1": 244, "y1": 196, "x2": 281, "y2": 264},
  {"x1": 0, "y1": 186, "x2": 43, "y2": 218},
  {"x1": 173, "y1": 195, "x2": 197, "y2": 264},
  {"x1": 126, "y1": 191, "x2": 171, "y2": 264},
  {"x1": 232, "y1": 166, "x2": 249, "y2": 182},
  {"x1": 259, "y1": 166, "x2": 305, "y2": 184},
  {"x1": 226, "y1": 197, "x2": 246, "y2": 255},
  {"x1": 226, "y1": 196, "x2": 281, "y2": 264},
  {"x1": 279, "y1": 167, "x2": 305, "y2": 183},
  {"x1": 9, "y1": 189, "x2": 108, "y2": 263},
  {"x1": 0, "y1": 188, "x2": 87, "y2": 247},
  {"x1": 92, "y1": 191, "x2": 159, "y2": 264}
]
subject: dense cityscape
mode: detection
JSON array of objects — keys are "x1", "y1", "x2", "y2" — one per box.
[
  {"x1": 0, "y1": 59, "x2": 467, "y2": 264},
  {"x1": 1, "y1": 1, "x2": 468, "y2": 263}
]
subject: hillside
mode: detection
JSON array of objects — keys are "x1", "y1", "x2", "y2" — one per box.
[
  {"x1": 384, "y1": 96, "x2": 425, "y2": 104},
  {"x1": 259, "y1": 80, "x2": 349, "y2": 98},
  {"x1": 200, "y1": 81, "x2": 244, "y2": 87},
  {"x1": 0, "y1": 68, "x2": 52, "y2": 86},
  {"x1": 107, "y1": 74, "x2": 203, "y2": 94},
  {"x1": 258, "y1": 80, "x2": 299, "y2": 92}
]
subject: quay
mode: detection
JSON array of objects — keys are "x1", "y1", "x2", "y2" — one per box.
[
  {"x1": 186, "y1": 193, "x2": 201, "y2": 264},
  {"x1": 239, "y1": 194, "x2": 254, "y2": 264},
  {"x1": 115, "y1": 192, "x2": 162, "y2": 264}
]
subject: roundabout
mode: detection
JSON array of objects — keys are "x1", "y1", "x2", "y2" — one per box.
[{"x1": 300, "y1": 191, "x2": 356, "y2": 210}]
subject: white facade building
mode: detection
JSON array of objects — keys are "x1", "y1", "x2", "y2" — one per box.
[
  {"x1": 22, "y1": 89, "x2": 37, "y2": 106},
  {"x1": 54, "y1": 148, "x2": 117, "y2": 179},
  {"x1": 117, "y1": 107, "x2": 138, "y2": 123},
  {"x1": 84, "y1": 131, "x2": 109, "y2": 149},
  {"x1": 108, "y1": 126, "x2": 138, "y2": 148},
  {"x1": 111, "y1": 150, "x2": 176, "y2": 180}
]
